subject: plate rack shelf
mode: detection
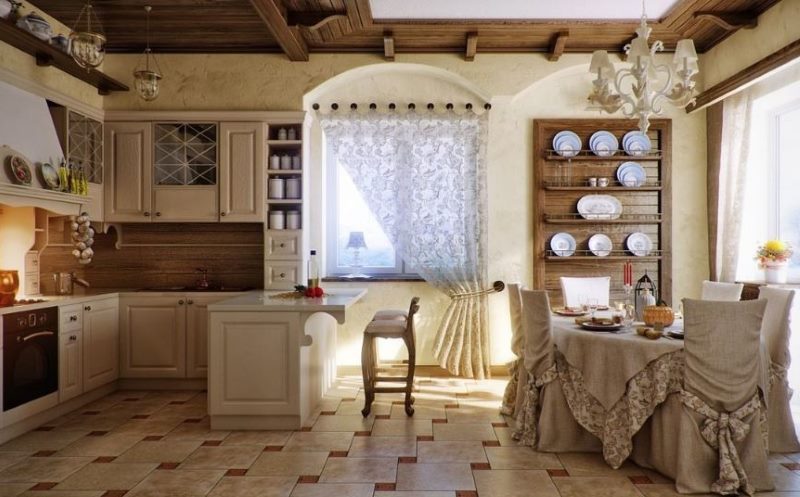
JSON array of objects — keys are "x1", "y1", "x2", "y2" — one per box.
[{"x1": 533, "y1": 119, "x2": 672, "y2": 308}]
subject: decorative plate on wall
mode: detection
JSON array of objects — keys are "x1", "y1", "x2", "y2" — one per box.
[{"x1": 7, "y1": 155, "x2": 32, "y2": 186}]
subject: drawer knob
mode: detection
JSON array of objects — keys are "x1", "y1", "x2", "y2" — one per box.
[
  {"x1": 221, "y1": 212, "x2": 226, "y2": 217},
  {"x1": 69, "y1": 315, "x2": 78, "y2": 322},
  {"x1": 279, "y1": 243, "x2": 285, "y2": 248},
  {"x1": 155, "y1": 212, "x2": 162, "y2": 217},
  {"x1": 144, "y1": 211, "x2": 151, "y2": 217},
  {"x1": 69, "y1": 335, "x2": 77, "y2": 341},
  {"x1": 279, "y1": 272, "x2": 286, "y2": 278},
  {"x1": 84, "y1": 305, "x2": 91, "y2": 311},
  {"x1": 187, "y1": 299, "x2": 194, "y2": 305},
  {"x1": 178, "y1": 300, "x2": 185, "y2": 305}
]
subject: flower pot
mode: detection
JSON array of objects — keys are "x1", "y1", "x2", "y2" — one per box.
[{"x1": 764, "y1": 261, "x2": 788, "y2": 284}]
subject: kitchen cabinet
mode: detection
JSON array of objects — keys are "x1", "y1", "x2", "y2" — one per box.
[
  {"x1": 104, "y1": 122, "x2": 152, "y2": 222},
  {"x1": 83, "y1": 299, "x2": 120, "y2": 391},
  {"x1": 220, "y1": 122, "x2": 265, "y2": 222},
  {"x1": 59, "y1": 331, "x2": 82, "y2": 403},
  {"x1": 120, "y1": 293, "x2": 239, "y2": 379},
  {"x1": 120, "y1": 295, "x2": 186, "y2": 378}
]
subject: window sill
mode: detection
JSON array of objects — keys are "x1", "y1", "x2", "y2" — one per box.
[{"x1": 323, "y1": 276, "x2": 425, "y2": 283}]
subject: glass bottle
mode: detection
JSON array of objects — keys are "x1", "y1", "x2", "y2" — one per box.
[{"x1": 307, "y1": 250, "x2": 319, "y2": 289}]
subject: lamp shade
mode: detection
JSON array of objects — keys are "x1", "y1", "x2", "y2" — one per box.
[
  {"x1": 346, "y1": 231, "x2": 367, "y2": 250},
  {"x1": 674, "y1": 39, "x2": 698, "y2": 62},
  {"x1": 589, "y1": 50, "x2": 614, "y2": 77}
]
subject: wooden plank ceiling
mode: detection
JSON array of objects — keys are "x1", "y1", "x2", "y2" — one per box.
[{"x1": 30, "y1": 0, "x2": 781, "y2": 61}]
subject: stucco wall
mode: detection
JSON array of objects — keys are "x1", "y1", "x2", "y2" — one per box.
[{"x1": 99, "y1": 53, "x2": 708, "y2": 367}]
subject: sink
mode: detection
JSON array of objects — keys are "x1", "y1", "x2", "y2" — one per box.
[{"x1": 137, "y1": 286, "x2": 254, "y2": 292}]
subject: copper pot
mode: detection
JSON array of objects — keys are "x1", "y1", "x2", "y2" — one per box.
[{"x1": 0, "y1": 270, "x2": 19, "y2": 307}]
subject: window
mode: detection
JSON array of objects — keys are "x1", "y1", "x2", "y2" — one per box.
[
  {"x1": 736, "y1": 80, "x2": 800, "y2": 283},
  {"x1": 326, "y1": 146, "x2": 416, "y2": 277}
]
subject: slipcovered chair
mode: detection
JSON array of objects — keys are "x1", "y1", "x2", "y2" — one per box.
[
  {"x1": 632, "y1": 299, "x2": 773, "y2": 496},
  {"x1": 559, "y1": 276, "x2": 610, "y2": 309},
  {"x1": 759, "y1": 286, "x2": 800, "y2": 452},
  {"x1": 501, "y1": 283, "x2": 527, "y2": 418},
  {"x1": 513, "y1": 289, "x2": 601, "y2": 452},
  {"x1": 700, "y1": 280, "x2": 743, "y2": 301}
]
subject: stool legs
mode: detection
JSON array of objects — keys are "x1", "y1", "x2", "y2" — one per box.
[
  {"x1": 403, "y1": 334, "x2": 416, "y2": 416},
  {"x1": 361, "y1": 335, "x2": 375, "y2": 417}
]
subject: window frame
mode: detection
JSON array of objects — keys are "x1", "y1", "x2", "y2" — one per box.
[{"x1": 325, "y1": 143, "x2": 416, "y2": 277}]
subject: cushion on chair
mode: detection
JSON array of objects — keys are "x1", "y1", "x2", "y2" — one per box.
[
  {"x1": 700, "y1": 280, "x2": 743, "y2": 301},
  {"x1": 372, "y1": 309, "x2": 408, "y2": 321},
  {"x1": 365, "y1": 319, "x2": 406, "y2": 335}
]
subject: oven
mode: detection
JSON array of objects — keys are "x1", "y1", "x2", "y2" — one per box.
[{"x1": 3, "y1": 307, "x2": 58, "y2": 411}]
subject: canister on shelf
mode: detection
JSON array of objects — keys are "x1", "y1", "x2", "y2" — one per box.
[
  {"x1": 280, "y1": 154, "x2": 292, "y2": 170},
  {"x1": 269, "y1": 211, "x2": 285, "y2": 230},
  {"x1": 268, "y1": 178, "x2": 285, "y2": 199},
  {"x1": 285, "y1": 178, "x2": 301, "y2": 199},
  {"x1": 270, "y1": 154, "x2": 280, "y2": 169},
  {"x1": 287, "y1": 128, "x2": 297, "y2": 140},
  {"x1": 291, "y1": 155, "x2": 301, "y2": 169},
  {"x1": 277, "y1": 128, "x2": 288, "y2": 141},
  {"x1": 286, "y1": 211, "x2": 300, "y2": 230}
]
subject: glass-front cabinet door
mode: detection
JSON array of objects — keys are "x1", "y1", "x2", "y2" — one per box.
[{"x1": 151, "y1": 123, "x2": 219, "y2": 221}]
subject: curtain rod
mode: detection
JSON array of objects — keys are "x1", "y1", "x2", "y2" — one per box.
[{"x1": 312, "y1": 102, "x2": 492, "y2": 111}]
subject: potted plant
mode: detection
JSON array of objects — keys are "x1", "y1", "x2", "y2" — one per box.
[{"x1": 756, "y1": 239, "x2": 793, "y2": 284}]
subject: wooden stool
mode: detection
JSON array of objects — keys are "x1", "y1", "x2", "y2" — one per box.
[{"x1": 361, "y1": 297, "x2": 420, "y2": 417}]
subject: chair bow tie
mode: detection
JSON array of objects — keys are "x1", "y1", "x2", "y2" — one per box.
[{"x1": 682, "y1": 391, "x2": 761, "y2": 496}]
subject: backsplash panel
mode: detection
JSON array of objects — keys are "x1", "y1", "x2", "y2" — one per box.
[{"x1": 40, "y1": 221, "x2": 264, "y2": 291}]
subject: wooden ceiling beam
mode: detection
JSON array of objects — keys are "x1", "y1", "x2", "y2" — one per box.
[
  {"x1": 465, "y1": 32, "x2": 478, "y2": 61},
  {"x1": 548, "y1": 30, "x2": 569, "y2": 62},
  {"x1": 384, "y1": 34, "x2": 395, "y2": 61},
  {"x1": 345, "y1": 0, "x2": 373, "y2": 30},
  {"x1": 248, "y1": 0, "x2": 308, "y2": 61},
  {"x1": 693, "y1": 11, "x2": 758, "y2": 31},
  {"x1": 287, "y1": 11, "x2": 347, "y2": 28}
]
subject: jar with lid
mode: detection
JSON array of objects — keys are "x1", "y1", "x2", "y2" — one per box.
[
  {"x1": 268, "y1": 178, "x2": 285, "y2": 199},
  {"x1": 270, "y1": 154, "x2": 280, "y2": 170},
  {"x1": 287, "y1": 128, "x2": 297, "y2": 140},
  {"x1": 280, "y1": 154, "x2": 292, "y2": 170},
  {"x1": 277, "y1": 128, "x2": 288, "y2": 141},
  {"x1": 269, "y1": 211, "x2": 285, "y2": 230},
  {"x1": 286, "y1": 211, "x2": 300, "y2": 230},
  {"x1": 285, "y1": 178, "x2": 301, "y2": 199}
]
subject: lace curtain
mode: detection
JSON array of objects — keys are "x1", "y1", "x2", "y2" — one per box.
[
  {"x1": 320, "y1": 111, "x2": 491, "y2": 378},
  {"x1": 712, "y1": 91, "x2": 753, "y2": 281}
]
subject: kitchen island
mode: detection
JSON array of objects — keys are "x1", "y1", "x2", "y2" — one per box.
[{"x1": 207, "y1": 288, "x2": 367, "y2": 430}]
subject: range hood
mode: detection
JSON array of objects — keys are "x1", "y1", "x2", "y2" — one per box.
[{"x1": 0, "y1": 79, "x2": 91, "y2": 216}]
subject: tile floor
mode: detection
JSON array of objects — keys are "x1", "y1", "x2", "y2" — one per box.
[{"x1": 0, "y1": 376, "x2": 799, "y2": 497}]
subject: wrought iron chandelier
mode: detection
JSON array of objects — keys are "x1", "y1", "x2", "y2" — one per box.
[
  {"x1": 69, "y1": 0, "x2": 106, "y2": 70},
  {"x1": 587, "y1": 3, "x2": 699, "y2": 133},
  {"x1": 133, "y1": 5, "x2": 163, "y2": 102}
]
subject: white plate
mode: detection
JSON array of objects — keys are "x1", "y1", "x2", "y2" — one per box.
[
  {"x1": 626, "y1": 232, "x2": 653, "y2": 256},
  {"x1": 616, "y1": 162, "x2": 646, "y2": 187},
  {"x1": 589, "y1": 131, "x2": 618, "y2": 157},
  {"x1": 588, "y1": 233, "x2": 613, "y2": 257},
  {"x1": 577, "y1": 195, "x2": 623, "y2": 220},
  {"x1": 622, "y1": 131, "x2": 652, "y2": 156},
  {"x1": 553, "y1": 130, "x2": 582, "y2": 157},
  {"x1": 550, "y1": 232, "x2": 577, "y2": 257}
]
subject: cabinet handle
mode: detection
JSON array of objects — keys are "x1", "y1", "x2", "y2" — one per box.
[
  {"x1": 155, "y1": 212, "x2": 162, "y2": 217},
  {"x1": 144, "y1": 211, "x2": 151, "y2": 217},
  {"x1": 220, "y1": 212, "x2": 226, "y2": 217},
  {"x1": 279, "y1": 272, "x2": 286, "y2": 278},
  {"x1": 69, "y1": 315, "x2": 78, "y2": 322},
  {"x1": 84, "y1": 305, "x2": 91, "y2": 311},
  {"x1": 178, "y1": 300, "x2": 185, "y2": 305},
  {"x1": 187, "y1": 299, "x2": 194, "y2": 305},
  {"x1": 279, "y1": 243, "x2": 285, "y2": 248},
  {"x1": 69, "y1": 335, "x2": 77, "y2": 341}
]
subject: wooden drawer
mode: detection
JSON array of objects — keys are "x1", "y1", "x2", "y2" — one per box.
[
  {"x1": 24, "y1": 273, "x2": 40, "y2": 295},
  {"x1": 60, "y1": 304, "x2": 83, "y2": 333},
  {"x1": 265, "y1": 231, "x2": 302, "y2": 260},
  {"x1": 264, "y1": 262, "x2": 302, "y2": 290},
  {"x1": 24, "y1": 251, "x2": 39, "y2": 273}
]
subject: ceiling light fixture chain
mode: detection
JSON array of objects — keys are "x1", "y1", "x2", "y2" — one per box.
[
  {"x1": 69, "y1": 0, "x2": 106, "y2": 70},
  {"x1": 587, "y1": 1, "x2": 698, "y2": 133},
  {"x1": 133, "y1": 5, "x2": 163, "y2": 102}
]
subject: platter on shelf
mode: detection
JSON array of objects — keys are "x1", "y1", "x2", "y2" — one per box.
[
  {"x1": 553, "y1": 130, "x2": 581, "y2": 158},
  {"x1": 626, "y1": 232, "x2": 653, "y2": 256},
  {"x1": 616, "y1": 162, "x2": 647, "y2": 187},
  {"x1": 549, "y1": 232, "x2": 577, "y2": 257},
  {"x1": 622, "y1": 131, "x2": 652, "y2": 156},
  {"x1": 6, "y1": 155, "x2": 32, "y2": 186},
  {"x1": 589, "y1": 131, "x2": 618, "y2": 157},
  {"x1": 588, "y1": 233, "x2": 613, "y2": 257},
  {"x1": 577, "y1": 194, "x2": 623, "y2": 220},
  {"x1": 40, "y1": 162, "x2": 61, "y2": 190}
]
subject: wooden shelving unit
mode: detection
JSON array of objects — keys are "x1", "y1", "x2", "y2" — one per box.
[
  {"x1": 0, "y1": 18, "x2": 128, "y2": 95},
  {"x1": 533, "y1": 119, "x2": 672, "y2": 307}
]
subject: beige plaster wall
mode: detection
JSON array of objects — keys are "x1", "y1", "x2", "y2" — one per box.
[
  {"x1": 100, "y1": 52, "x2": 708, "y2": 367},
  {"x1": 0, "y1": 1, "x2": 102, "y2": 108},
  {"x1": 700, "y1": 0, "x2": 800, "y2": 89}
]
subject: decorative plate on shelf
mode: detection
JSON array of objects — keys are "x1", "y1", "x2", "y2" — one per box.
[
  {"x1": 550, "y1": 232, "x2": 577, "y2": 257},
  {"x1": 616, "y1": 162, "x2": 647, "y2": 187},
  {"x1": 577, "y1": 194, "x2": 623, "y2": 220},
  {"x1": 40, "y1": 162, "x2": 61, "y2": 190},
  {"x1": 589, "y1": 131, "x2": 618, "y2": 157},
  {"x1": 626, "y1": 232, "x2": 653, "y2": 256},
  {"x1": 6, "y1": 155, "x2": 32, "y2": 185},
  {"x1": 553, "y1": 130, "x2": 581, "y2": 157},
  {"x1": 622, "y1": 131, "x2": 652, "y2": 156},
  {"x1": 588, "y1": 233, "x2": 613, "y2": 257}
]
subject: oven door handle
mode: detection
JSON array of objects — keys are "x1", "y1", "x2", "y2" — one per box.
[{"x1": 17, "y1": 331, "x2": 55, "y2": 342}]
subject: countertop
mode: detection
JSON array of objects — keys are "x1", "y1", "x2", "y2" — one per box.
[{"x1": 208, "y1": 289, "x2": 368, "y2": 312}]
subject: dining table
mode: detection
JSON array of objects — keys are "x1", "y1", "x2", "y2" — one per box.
[{"x1": 549, "y1": 312, "x2": 771, "y2": 468}]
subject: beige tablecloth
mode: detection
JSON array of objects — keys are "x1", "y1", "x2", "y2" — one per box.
[{"x1": 551, "y1": 316, "x2": 683, "y2": 409}]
